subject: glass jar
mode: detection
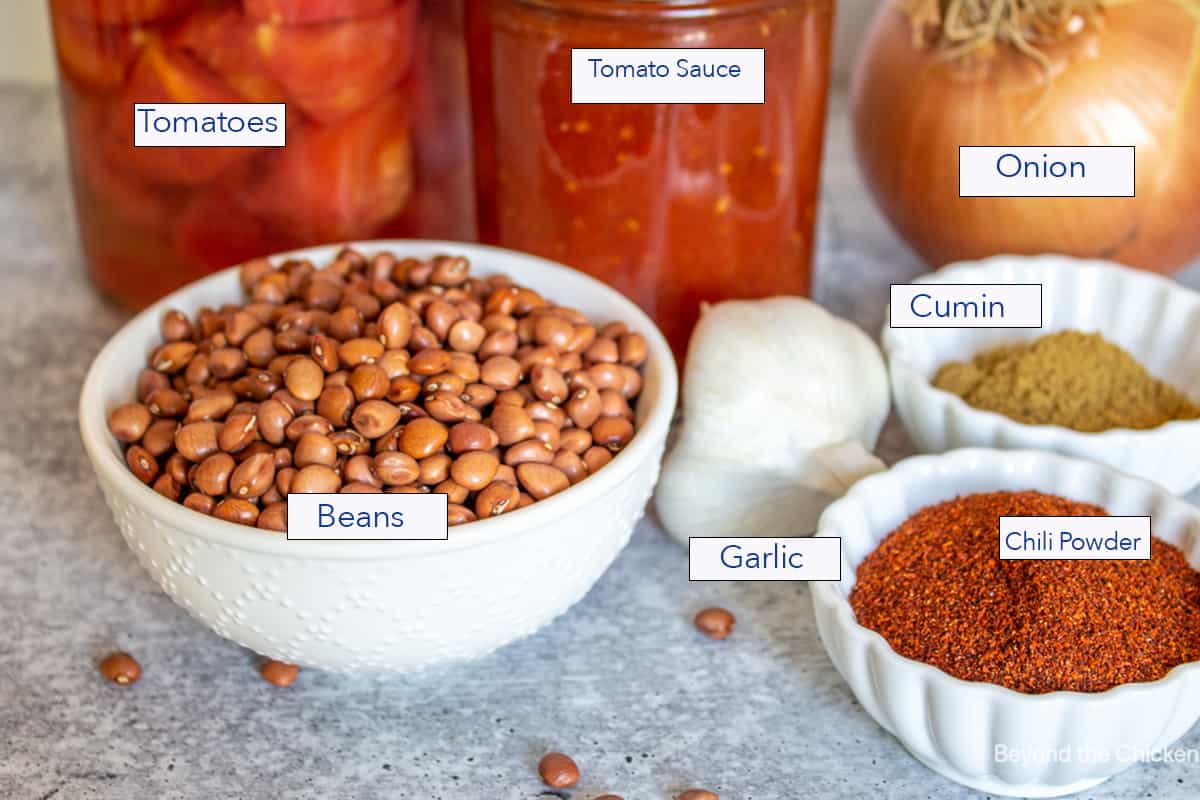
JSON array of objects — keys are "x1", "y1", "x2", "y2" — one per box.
[
  {"x1": 49, "y1": 0, "x2": 474, "y2": 309},
  {"x1": 466, "y1": 0, "x2": 834, "y2": 358}
]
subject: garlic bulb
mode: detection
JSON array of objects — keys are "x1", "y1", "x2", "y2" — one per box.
[{"x1": 656, "y1": 297, "x2": 889, "y2": 544}]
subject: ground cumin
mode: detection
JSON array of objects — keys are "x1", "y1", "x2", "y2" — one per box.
[
  {"x1": 849, "y1": 491, "x2": 1200, "y2": 694},
  {"x1": 932, "y1": 331, "x2": 1200, "y2": 432}
]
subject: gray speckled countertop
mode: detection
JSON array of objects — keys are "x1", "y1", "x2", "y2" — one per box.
[{"x1": 1, "y1": 84, "x2": 1198, "y2": 800}]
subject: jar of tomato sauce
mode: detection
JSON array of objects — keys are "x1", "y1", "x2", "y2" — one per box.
[
  {"x1": 50, "y1": 0, "x2": 474, "y2": 309},
  {"x1": 466, "y1": 0, "x2": 834, "y2": 357}
]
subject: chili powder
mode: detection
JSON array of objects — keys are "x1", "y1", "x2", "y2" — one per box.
[{"x1": 849, "y1": 491, "x2": 1200, "y2": 694}]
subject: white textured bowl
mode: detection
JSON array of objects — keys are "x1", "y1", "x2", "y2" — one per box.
[
  {"x1": 812, "y1": 448, "x2": 1200, "y2": 797},
  {"x1": 882, "y1": 255, "x2": 1200, "y2": 492},
  {"x1": 80, "y1": 241, "x2": 678, "y2": 672}
]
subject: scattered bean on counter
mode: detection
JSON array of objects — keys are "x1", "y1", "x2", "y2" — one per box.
[
  {"x1": 98, "y1": 651, "x2": 141, "y2": 686},
  {"x1": 693, "y1": 607, "x2": 736, "y2": 640},
  {"x1": 260, "y1": 660, "x2": 301, "y2": 687},
  {"x1": 677, "y1": 790, "x2": 719, "y2": 800},
  {"x1": 538, "y1": 752, "x2": 581, "y2": 789},
  {"x1": 107, "y1": 250, "x2": 650, "y2": 531}
]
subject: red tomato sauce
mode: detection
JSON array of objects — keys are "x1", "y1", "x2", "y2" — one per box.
[{"x1": 466, "y1": 0, "x2": 834, "y2": 358}]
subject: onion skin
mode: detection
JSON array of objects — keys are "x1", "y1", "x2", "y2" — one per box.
[{"x1": 852, "y1": 0, "x2": 1200, "y2": 272}]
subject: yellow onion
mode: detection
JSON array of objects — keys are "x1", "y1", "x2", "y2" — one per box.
[{"x1": 852, "y1": 0, "x2": 1200, "y2": 272}]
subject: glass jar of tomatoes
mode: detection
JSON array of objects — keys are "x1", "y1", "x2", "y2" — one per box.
[
  {"x1": 466, "y1": 0, "x2": 834, "y2": 358},
  {"x1": 50, "y1": 0, "x2": 474, "y2": 309}
]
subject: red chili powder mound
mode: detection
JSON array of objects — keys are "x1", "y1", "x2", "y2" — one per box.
[{"x1": 849, "y1": 490, "x2": 1200, "y2": 694}]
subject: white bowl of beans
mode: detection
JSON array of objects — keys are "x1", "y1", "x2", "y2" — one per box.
[{"x1": 80, "y1": 241, "x2": 677, "y2": 671}]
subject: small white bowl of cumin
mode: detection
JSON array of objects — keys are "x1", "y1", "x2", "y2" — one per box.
[{"x1": 882, "y1": 254, "x2": 1200, "y2": 492}]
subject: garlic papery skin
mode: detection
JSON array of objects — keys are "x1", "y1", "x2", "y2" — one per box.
[{"x1": 656, "y1": 297, "x2": 889, "y2": 544}]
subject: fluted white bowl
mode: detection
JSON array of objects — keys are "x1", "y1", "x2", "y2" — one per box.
[
  {"x1": 80, "y1": 241, "x2": 678, "y2": 672},
  {"x1": 882, "y1": 255, "x2": 1200, "y2": 492},
  {"x1": 812, "y1": 448, "x2": 1200, "y2": 797}
]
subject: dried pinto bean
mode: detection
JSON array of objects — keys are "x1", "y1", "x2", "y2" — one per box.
[
  {"x1": 316, "y1": 386, "x2": 355, "y2": 428},
  {"x1": 99, "y1": 651, "x2": 142, "y2": 685},
  {"x1": 108, "y1": 403, "x2": 152, "y2": 443},
  {"x1": 229, "y1": 453, "x2": 275, "y2": 499},
  {"x1": 286, "y1": 414, "x2": 333, "y2": 441},
  {"x1": 599, "y1": 390, "x2": 633, "y2": 420},
  {"x1": 260, "y1": 659, "x2": 300, "y2": 687},
  {"x1": 208, "y1": 348, "x2": 247, "y2": 379},
  {"x1": 219, "y1": 413, "x2": 259, "y2": 453},
  {"x1": 256, "y1": 399, "x2": 293, "y2": 445},
  {"x1": 490, "y1": 405, "x2": 535, "y2": 446},
  {"x1": 694, "y1": 607, "x2": 736, "y2": 640},
  {"x1": 566, "y1": 387, "x2": 602, "y2": 429},
  {"x1": 583, "y1": 446, "x2": 613, "y2": 472},
  {"x1": 142, "y1": 419, "x2": 179, "y2": 456},
  {"x1": 146, "y1": 388, "x2": 188, "y2": 418},
  {"x1": 378, "y1": 302, "x2": 413, "y2": 349},
  {"x1": 348, "y1": 364, "x2": 390, "y2": 401},
  {"x1": 480, "y1": 356, "x2": 521, "y2": 390},
  {"x1": 290, "y1": 465, "x2": 342, "y2": 494},
  {"x1": 310, "y1": 333, "x2": 340, "y2": 373},
  {"x1": 165, "y1": 453, "x2": 190, "y2": 486},
  {"x1": 475, "y1": 480, "x2": 520, "y2": 518},
  {"x1": 447, "y1": 319, "x2": 485, "y2": 353},
  {"x1": 425, "y1": 390, "x2": 472, "y2": 423},
  {"x1": 461, "y1": 383, "x2": 496, "y2": 408},
  {"x1": 592, "y1": 417, "x2": 635, "y2": 451},
  {"x1": 213, "y1": 498, "x2": 259, "y2": 526},
  {"x1": 294, "y1": 434, "x2": 337, "y2": 468},
  {"x1": 374, "y1": 452, "x2": 420, "y2": 486},
  {"x1": 338, "y1": 337, "x2": 383, "y2": 367},
  {"x1": 559, "y1": 427, "x2": 592, "y2": 454},
  {"x1": 448, "y1": 422, "x2": 499, "y2": 453},
  {"x1": 516, "y1": 463, "x2": 570, "y2": 500},
  {"x1": 585, "y1": 336, "x2": 618, "y2": 364},
  {"x1": 530, "y1": 365, "x2": 568, "y2": 404},
  {"x1": 284, "y1": 357, "x2": 324, "y2": 401},
  {"x1": 418, "y1": 453, "x2": 452, "y2": 484},
  {"x1": 161, "y1": 309, "x2": 193, "y2": 342},
  {"x1": 193, "y1": 452, "x2": 235, "y2": 496},
  {"x1": 258, "y1": 503, "x2": 288, "y2": 532},
  {"x1": 538, "y1": 753, "x2": 580, "y2": 789},
  {"x1": 330, "y1": 430, "x2": 369, "y2": 456},
  {"x1": 351, "y1": 400, "x2": 403, "y2": 439},
  {"x1": 447, "y1": 504, "x2": 477, "y2": 526},
  {"x1": 343, "y1": 455, "x2": 382, "y2": 488},
  {"x1": 435, "y1": 480, "x2": 470, "y2": 504},
  {"x1": 243, "y1": 327, "x2": 276, "y2": 367},
  {"x1": 152, "y1": 341, "x2": 196, "y2": 373},
  {"x1": 186, "y1": 389, "x2": 236, "y2": 423},
  {"x1": 125, "y1": 445, "x2": 158, "y2": 484},
  {"x1": 175, "y1": 422, "x2": 219, "y2": 462},
  {"x1": 504, "y1": 439, "x2": 555, "y2": 466},
  {"x1": 553, "y1": 451, "x2": 588, "y2": 485},
  {"x1": 183, "y1": 493, "x2": 215, "y2": 515},
  {"x1": 450, "y1": 451, "x2": 500, "y2": 491},
  {"x1": 401, "y1": 417, "x2": 448, "y2": 459}
]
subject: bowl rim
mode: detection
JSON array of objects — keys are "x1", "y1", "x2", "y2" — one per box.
[
  {"x1": 79, "y1": 239, "x2": 679, "y2": 559},
  {"x1": 812, "y1": 446, "x2": 1200, "y2": 705},
  {"x1": 881, "y1": 254, "x2": 1200, "y2": 443}
]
